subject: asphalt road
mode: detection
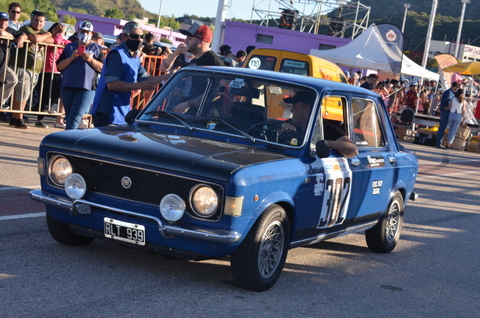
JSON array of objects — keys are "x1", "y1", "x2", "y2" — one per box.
[{"x1": 1, "y1": 120, "x2": 479, "y2": 317}]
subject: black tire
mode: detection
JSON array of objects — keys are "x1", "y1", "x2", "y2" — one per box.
[
  {"x1": 231, "y1": 204, "x2": 290, "y2": 291},
  {"x1": 365, "y1": 192, "x2": 404, "y2": 253},
  {"x1": 46, "y1": 213, "x2": 95, "y2": 246}
]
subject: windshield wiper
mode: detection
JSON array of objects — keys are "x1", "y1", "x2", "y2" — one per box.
[
  {"x1": 144, "y1": 110, "x2": 194, "y2": 131},
  {"x1": 164, "y1": 111, "x2": 194, "y2": 131},
  {"x1": 215, "y1": 119, "x2": 256, "y2": 143}
]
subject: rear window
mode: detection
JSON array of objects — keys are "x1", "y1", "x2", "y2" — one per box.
[
  {"x1": 246, "y1": 55, "x2": 277, "y2": 71},
  {"x1": 279, "y1": 59, "x2": 309, "y2": 76}
]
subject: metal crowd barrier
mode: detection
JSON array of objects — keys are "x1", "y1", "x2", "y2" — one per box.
[{"x1": 0, "y1": 36, "x2": 165, "y2": 118}]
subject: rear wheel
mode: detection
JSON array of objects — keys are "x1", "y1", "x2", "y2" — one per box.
[
  {"x1": 231, "y1": 204, "x2": 290, "y2": 291},
  {"x1": 365, "y1": 192, "x2": 404, "y2": 253},
  {"x1": 46, "y1": 213, "x2": 95, "y2": 246}
]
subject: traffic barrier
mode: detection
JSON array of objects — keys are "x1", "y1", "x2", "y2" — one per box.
[{"x1": 0, "y1": 36, "x2": 165, "y2": 118}]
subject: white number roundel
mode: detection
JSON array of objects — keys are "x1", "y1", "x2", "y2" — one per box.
[{"x1": 248, "y1": 57, "x2": 261, "y2": 69}]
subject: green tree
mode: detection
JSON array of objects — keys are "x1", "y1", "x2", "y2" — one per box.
[
  {"x1": 105, "y1": 8, "x2": 124, "y2": 19},
  {"x1": 160, "y1": 38, "x2": 172, "y2": 44},
  {"x1": 67, "y1": 7, "x2": 88, "y2": 15},
  {"x1": 160, "y1": 15, "x2": 180, "y2": 30},
  {"x1": 63, "y1": 14, "x2": 77, "y2": 26}
]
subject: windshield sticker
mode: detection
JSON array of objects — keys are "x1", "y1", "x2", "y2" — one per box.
[
  {"x1": 248, "y1": 57, "x2": 261, "y2": 69},
  {"x1": 317, "y1": 158, "x2": 352, "y2": 228},
  {"x1": 323, "y1": 158, "x2": 349, "y2": 172},
  {"x1": 372, "y1": 180, "x2": 383, "y2": 195},
  {"x1": 367, "y1": 155, "x2": 385, "y2": 168},
  {"x1": 269, "y1": 86, "x2": 283, "y2": 95},
  {"x1": 228, "y1": 78, "x2": 245, "y2": 89}
]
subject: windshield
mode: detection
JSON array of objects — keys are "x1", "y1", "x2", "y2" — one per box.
[{"x1": 138, "y1": 70, "x2": 318, "y2": 147}]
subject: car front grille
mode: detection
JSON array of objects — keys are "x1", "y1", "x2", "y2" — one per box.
[{"x1": 48, "y1": 153, "x2": 224, "y2": 211}]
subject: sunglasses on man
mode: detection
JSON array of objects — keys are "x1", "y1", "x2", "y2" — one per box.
[
  {"x1": 10, "y1": 10, "x2": 21, "y2": 14},
  {"x1": 128, "y1": 33, "x2": 143, "y2": 40}
]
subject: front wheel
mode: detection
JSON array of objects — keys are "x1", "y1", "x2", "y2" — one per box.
[
  {"x1": 46, "y1": 213, "x2": 95, "y2": 246},
  {"x1": 365, "y1": 192, "x2": 404, "y2": 253},
  {"x1": 231, "y1": 204, "x2": 290, "y2": 291}
]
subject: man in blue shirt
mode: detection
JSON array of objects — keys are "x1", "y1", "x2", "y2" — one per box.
[
  {"x1": 436, "y1": 82, "x2": 459, "y2": 148},
  {"x1": 91, "y1": 21, "x2": 167, "y2": 127}
]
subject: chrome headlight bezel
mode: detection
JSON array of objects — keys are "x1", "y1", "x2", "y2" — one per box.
[
  {"x1": 159, "y1": 194, "x2": 186, "y2": 222},
  {"x1": 189, "y1": 184, "x2": 219, "y2": 219},
  {"x1": 65, "y1": 173, "x2": 87, "y2": 200},
  {"x1": 48, "y1": 155, "x2": 73, "y2": 187}
]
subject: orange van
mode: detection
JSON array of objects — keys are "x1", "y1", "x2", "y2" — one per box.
[
  {"x1": 244, "y1": 49, "x2": 348, "y2": 83},
  {"x1": 244, "y1": 49, "x2": 347, "y2": 121}
]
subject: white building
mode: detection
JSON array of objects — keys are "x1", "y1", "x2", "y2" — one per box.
[{"x1": 429, "y1": 40, "x2": 480, "y2": 62}]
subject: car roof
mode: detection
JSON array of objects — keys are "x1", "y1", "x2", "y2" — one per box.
[
  {"x1": 182, "y1": 66, "x2": 378, "y2": 97},
  {"x1": 153, "y1": 41, "x2": 177, "y2": 51}
]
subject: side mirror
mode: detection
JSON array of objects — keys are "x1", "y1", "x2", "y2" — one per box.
[
  {"x1": 315, "y1": 140, "x2": 331, "y2": 158},
  {"x1": 125, "y1": 109, "x2": 141, "y2": 124}
]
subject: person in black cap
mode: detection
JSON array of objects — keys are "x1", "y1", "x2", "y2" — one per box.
[{"x1": 281, "y1": 91, "x2": 358, "y2": 157}]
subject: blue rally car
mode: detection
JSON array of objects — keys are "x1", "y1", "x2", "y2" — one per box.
[{"x1": 31, "y1": 67, "x2": 418, "y2": 291}]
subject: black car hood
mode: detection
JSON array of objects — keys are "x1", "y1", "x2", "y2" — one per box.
[{"x1": 41, "y1": 127, "x2": 291, "y2": 181}]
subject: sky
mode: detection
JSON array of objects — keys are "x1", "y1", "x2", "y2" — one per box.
[
  {"x1": 136, "y1": 0, "x2": 339, "y2": 22},
  {"x1": 137, "y1": 0, "x2": 255, "y2": 21}
]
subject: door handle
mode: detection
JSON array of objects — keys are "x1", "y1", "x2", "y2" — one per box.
[
  {"x1": 388, "y1": 155, "x2": 396, "y2": 164},
  {"x1": 350, "y1": 158, "x2": 360, "y2": 167}
]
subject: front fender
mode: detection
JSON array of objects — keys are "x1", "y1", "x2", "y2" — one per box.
[{"x1": 237, "y1": 191, "x2": 295, "y2": 244}]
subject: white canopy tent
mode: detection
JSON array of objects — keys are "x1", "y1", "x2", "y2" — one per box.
[
  {"x1": 401, "y1": 55, "x2": 439, "y2": 81},
  {"x1": 310, "y1": 24, "x2": 439, "y2": 81},
  {"x1": 310, "y1": 24, "x2": 403, "y2": 77}
]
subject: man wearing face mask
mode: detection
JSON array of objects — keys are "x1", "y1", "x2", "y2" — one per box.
[
  {"x1": 91, "y1": 21, "x2": 167, "y2": 127},
  {"x1": 57, "y1": 20, "x2": 104, "y2": 129}
]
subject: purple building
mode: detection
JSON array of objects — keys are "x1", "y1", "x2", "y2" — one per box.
[
  {"x1": 222, "y1": 21, "x2": 352, "y2": 56},
  {"x1": 55, "y1": 11, "x2": 352, "y2": 57},
  {"x1": 56, "y1": 10, "x2": 186, "y2": 46}
]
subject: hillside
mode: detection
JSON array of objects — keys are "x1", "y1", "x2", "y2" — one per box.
[
  {"x1": 332, "y1": 0, "x2": 480, "y2": 52},
  {"x1": 358, "y1": 0, "x2": 480, "y2": 21},
  {"x1": 50, "y1": 0, "x2": 147, "y2": 19}
]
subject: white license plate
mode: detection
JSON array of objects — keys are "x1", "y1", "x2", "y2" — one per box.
[{"x1": 104, "y1": 218, "x2": 145, "y2": 246}]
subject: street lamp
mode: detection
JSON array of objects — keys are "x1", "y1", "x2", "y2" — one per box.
[
  {"x1": 401, "y1": 3, "x2": 410, "y2": 33},
  {"x1": 157, "y1": 0, "x2": 164, "y2": 29},
  {"x1": 454, "y1": 0, "x2": 470, "y2": 60},
  {"x1": 422, "y1": 0, "x2": 438, "y2": 68}
]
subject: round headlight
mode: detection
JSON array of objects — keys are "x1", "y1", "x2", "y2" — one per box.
[
  {"x1": 159, "y1": 194, "x2": 185, "y2": 222},
  {"x1": 49, "y1": 156, "x2": 73, "y2": 186},
  {"x1": 190, "y1": 185, "x2": 218, "y2": 218},
  {"x1": 65, "y1": 173, "x2": 87, "y2": 200}
]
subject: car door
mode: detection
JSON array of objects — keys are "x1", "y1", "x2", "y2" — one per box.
[
  {"x1": 348, "y1": 97, "x2": 396, "y2": 224},
  {"x1": 303, "y1": 95, "x2": 394, "y2": 238},
  {"x1": 301, "y1": 94, "x2": 356, "y2": 236}
]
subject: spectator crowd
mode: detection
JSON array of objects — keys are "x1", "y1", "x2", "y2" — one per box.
[{"x1": 0, "y1": 3, "x2": 478, "y2": 137}]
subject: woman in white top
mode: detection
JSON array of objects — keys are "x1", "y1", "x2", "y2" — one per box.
[{"x1": 445, "y1": 88, "x2": 466, "y2": 149}]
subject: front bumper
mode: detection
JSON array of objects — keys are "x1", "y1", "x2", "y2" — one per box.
[{"x1": 30, "y1": 189, "x2": 241, "y2": 244}]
